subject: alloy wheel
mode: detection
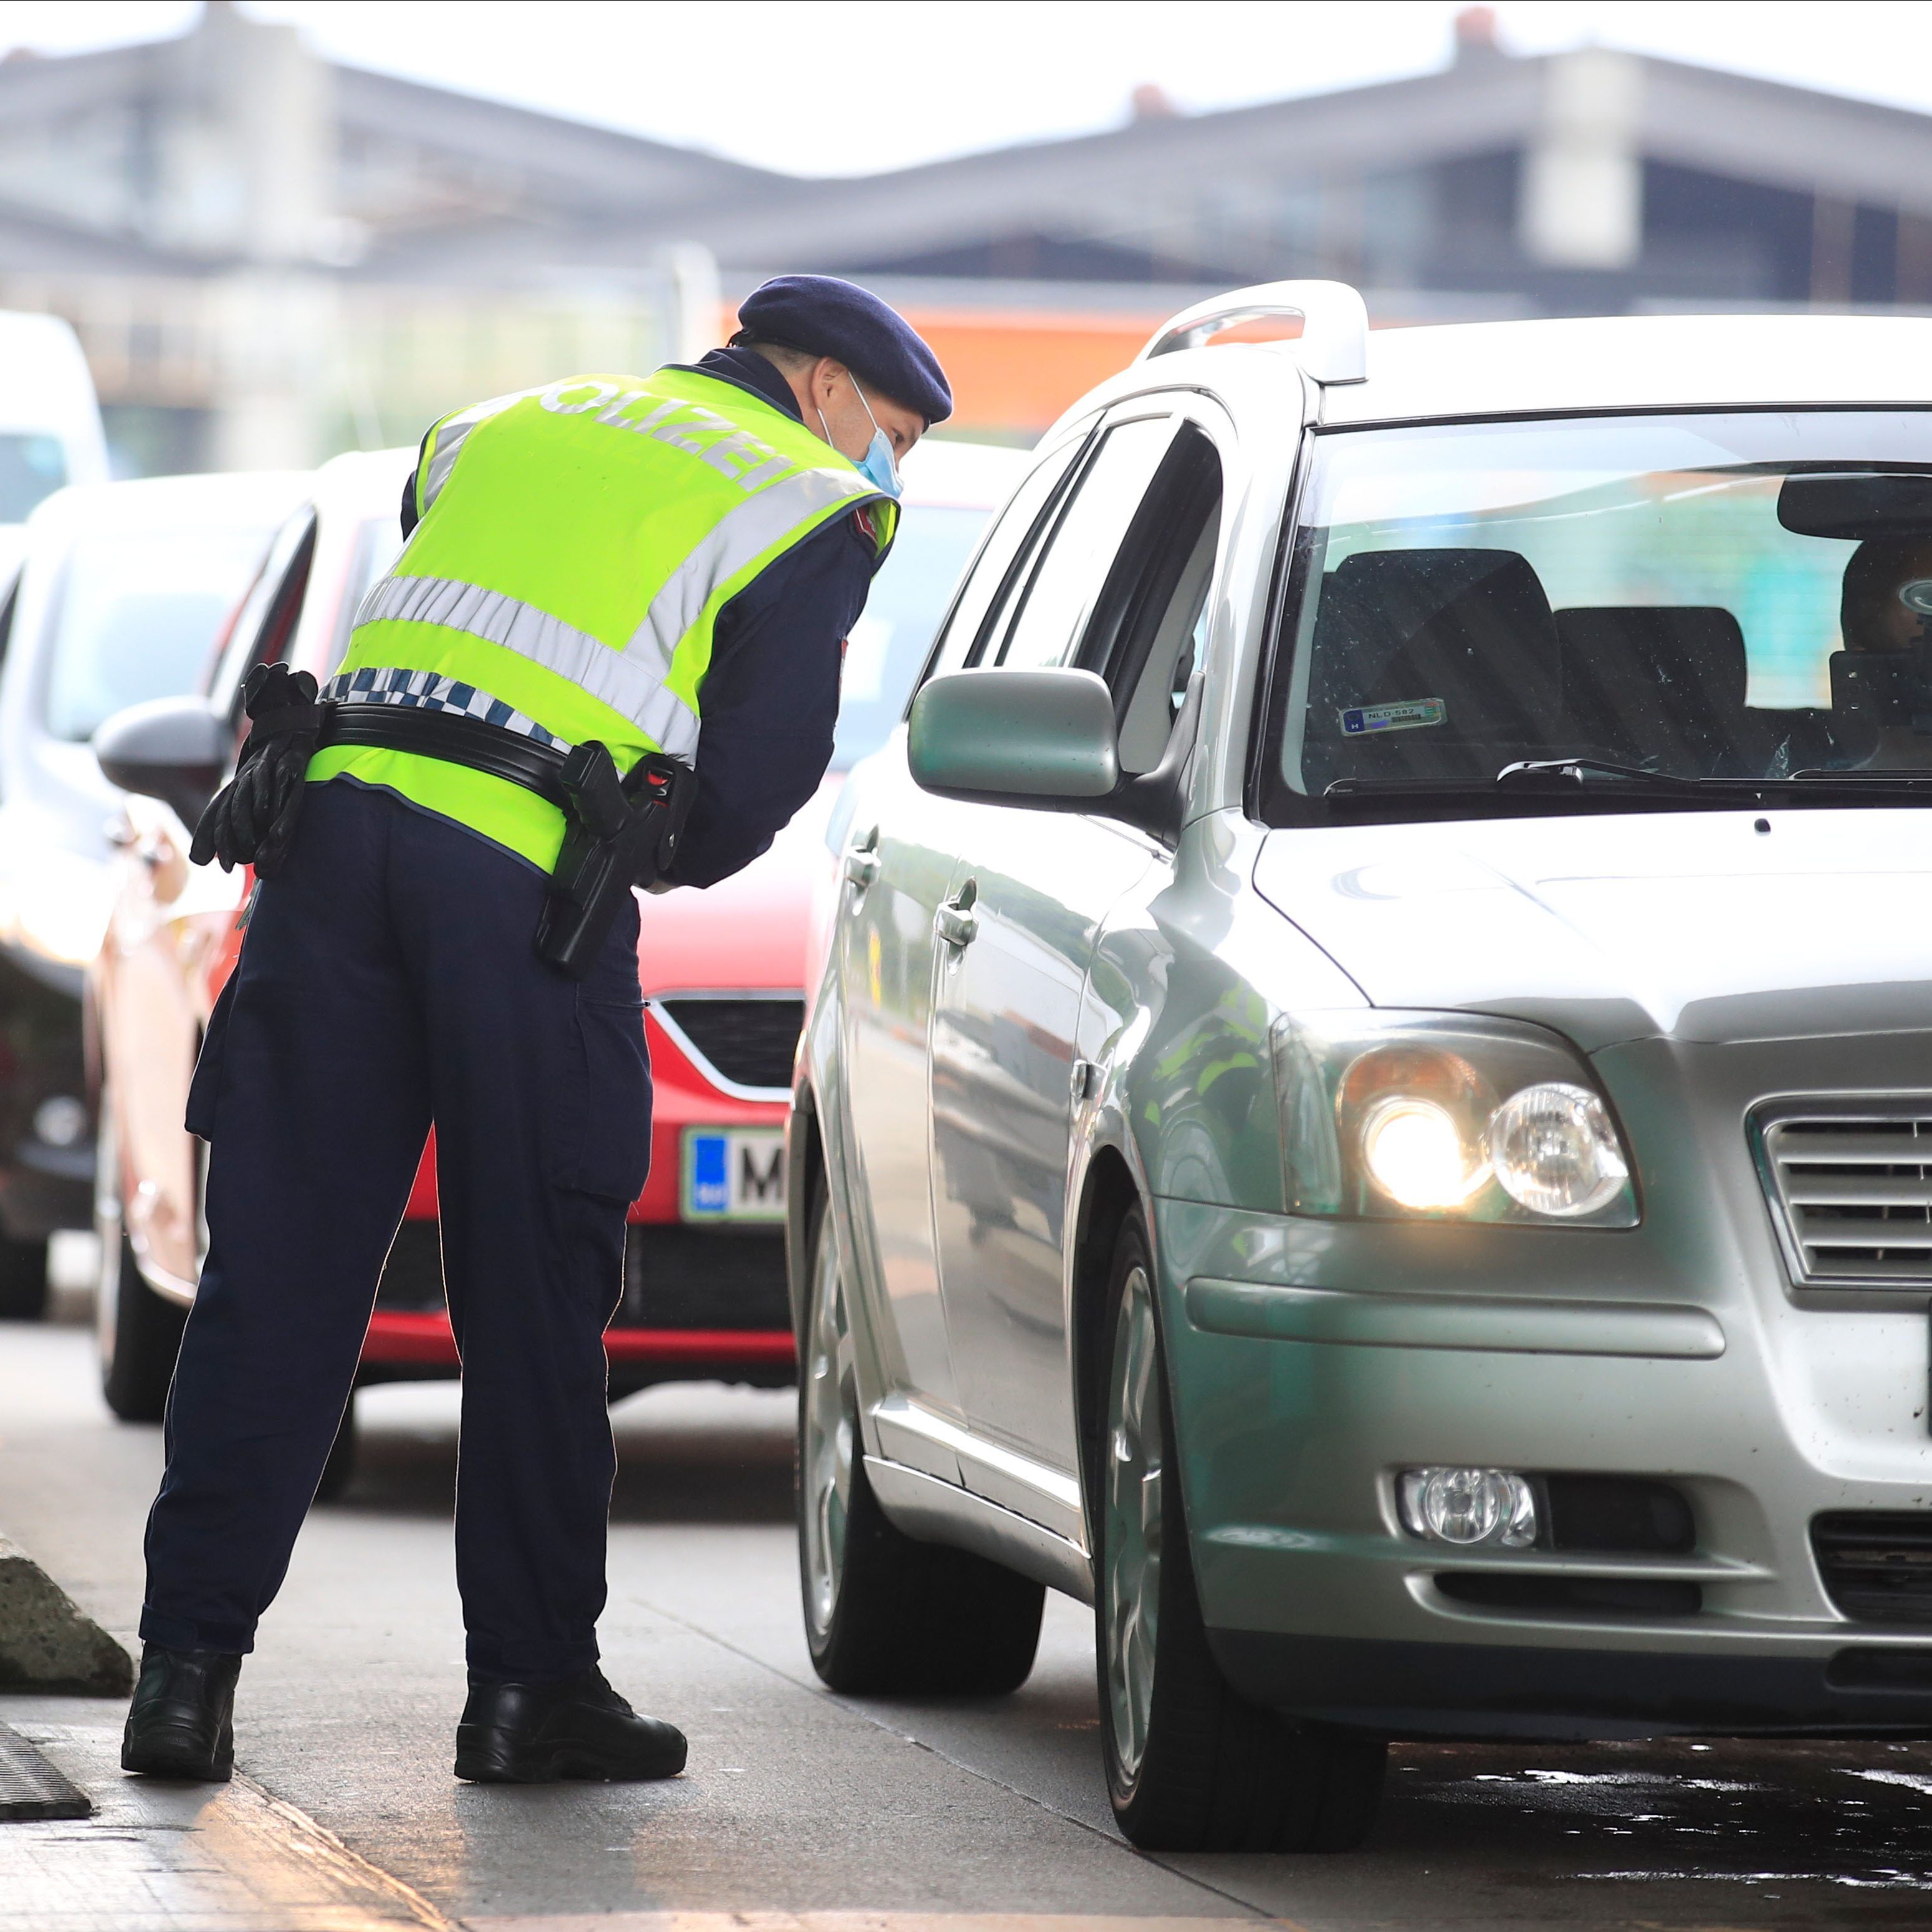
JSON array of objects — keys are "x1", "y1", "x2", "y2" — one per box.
[
  {"x1": 1104, "y1": 1261, "x2": 1164, "y2": 1786},
  {"x1": 801, "y1": 1214, "x2": 856, "y2": 1642}
]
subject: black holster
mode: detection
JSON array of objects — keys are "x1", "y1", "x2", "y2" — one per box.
[{"x1": 535, "y1": 742, "x2": 696, "y2": 977}]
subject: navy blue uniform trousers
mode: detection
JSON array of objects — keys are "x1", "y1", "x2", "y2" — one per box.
[{"x1": 140, "y1": 779, "x2": 651, "y2": 1680}]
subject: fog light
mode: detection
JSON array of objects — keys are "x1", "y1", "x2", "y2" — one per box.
[
  {"x1": 1398, "y1": 1467, "x2": 1537, "y2": 1548},
  {"x1": 32, "y1": 1096, "x2": 86, "y2": 1149}
]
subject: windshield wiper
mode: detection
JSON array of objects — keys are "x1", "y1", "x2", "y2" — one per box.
[
  {"x1": 1495, "y1": 757, "x2": 1713, "y2": 791},
  {"x1": 1787, "y1": 767, "x2": 1932, "y2": 788},
  {"x1": 1326, "y1": 760, "x2": 1710, "y2": 799},
  {"x1": 1324, "y1": 760, "x2": 1932, "y2": 803}
]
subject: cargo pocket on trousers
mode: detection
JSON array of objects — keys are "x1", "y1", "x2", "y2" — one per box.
[
  {"x1": 553, "y1": 994, "x2": 653, "y2": 1205},
  {"x1": 184, "y1": 974, "x2": 241, "y2": 1142}
]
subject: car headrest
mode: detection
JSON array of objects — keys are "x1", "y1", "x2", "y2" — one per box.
[
  {"x1": 1313, "y1": 548, "x2": 1561, "y2": 744},
  {"x1": 1556, "y1": 606, "x2": 1749, "y2": 720}
]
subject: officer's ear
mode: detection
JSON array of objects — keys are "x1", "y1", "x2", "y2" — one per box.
[{"x1": 803, "y1": 357, "x2": 850, "y2": 419}]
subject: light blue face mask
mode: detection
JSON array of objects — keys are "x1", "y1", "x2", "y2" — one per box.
[{"x1": 820, "y1": 378, "x2": 903, "y2": 500}]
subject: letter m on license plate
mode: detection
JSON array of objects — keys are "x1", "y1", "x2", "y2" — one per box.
[{"x1": 681, "y1": 1127, "x2": 787, "y2": 1222}]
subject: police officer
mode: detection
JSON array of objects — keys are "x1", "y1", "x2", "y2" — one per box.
[{"x1": 121, "y1": 276, "x2": 950, "y2": 1784}]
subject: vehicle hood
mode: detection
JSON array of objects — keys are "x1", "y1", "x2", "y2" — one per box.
[
  {"x1": 633, "y1": 780, "x2": 839, "y2": 997},
  {"x1": 1251, "y1": 808, "x2": 1932, "y2": 1049}
]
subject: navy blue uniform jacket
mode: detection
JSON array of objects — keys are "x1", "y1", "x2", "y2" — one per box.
[{"x1": 402, "y1": 347, "x2": 880, "y2": 889}]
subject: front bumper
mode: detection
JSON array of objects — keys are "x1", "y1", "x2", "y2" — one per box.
[
  {"x1": 1208, "y1": 1630, "x2": 1932, "y2": 1739},
  {"x1": 1156, "y1": 1189, "x2": 1932, "y2": 1741}
]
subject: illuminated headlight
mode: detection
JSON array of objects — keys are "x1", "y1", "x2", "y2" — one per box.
[
  {"x1": 1273, "y1": 1010, "x2": 1638, "y2": 1225},
  {"x1": 1399, "y1": 1466, "x2": 1538, "y2": 1548},
  {"x1": 1361, "y1": 1096, "x2": 1487, "y2": 1210},
  {"x1": 1, "y1": 854, "x2": 115, "y2": 968}
]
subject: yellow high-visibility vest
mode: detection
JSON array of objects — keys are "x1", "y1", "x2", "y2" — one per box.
[{"x1": 313, "y1": 368, "x2": 893, "y2": 869}]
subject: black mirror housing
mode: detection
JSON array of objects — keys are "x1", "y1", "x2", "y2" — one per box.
[{"x1": 93, "y1": 696, "x2": 225, "y2": 828}]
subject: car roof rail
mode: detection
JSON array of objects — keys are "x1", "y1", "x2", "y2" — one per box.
[{"x1": 1137, "y1": 279, "x2": 1368, "y2": 386}]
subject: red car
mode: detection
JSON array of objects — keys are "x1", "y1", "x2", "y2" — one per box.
[{"x1": 90, "y1": 438, "x2": 1022, "y2": 1493}]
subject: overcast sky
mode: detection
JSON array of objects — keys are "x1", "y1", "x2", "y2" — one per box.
[{"x1": 2, "y1": 1, "x2": 1930, "y2": 178}]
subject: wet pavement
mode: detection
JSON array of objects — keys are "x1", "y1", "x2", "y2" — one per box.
[{"x1": 2, "y1": 1313, "x2": 1931, "y2": 1930}]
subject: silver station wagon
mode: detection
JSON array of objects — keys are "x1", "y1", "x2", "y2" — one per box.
[{"x1": 787, "y1": 282, "x2": 1932, "y2": 1853}]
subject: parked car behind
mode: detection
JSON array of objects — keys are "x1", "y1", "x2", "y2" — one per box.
[
  {"x1": 91, "y1": 434, "x2": 1024, "y2": 1487},
  {"x1": 0, "y1": 311, "x2": 108, "y2": 578},
  {"x1": 793, "y1": 283, "x2": 1932, "y2": 1853},
  {"x1": 0, "y1": 470, "x2": 308, "y2": 1317}
]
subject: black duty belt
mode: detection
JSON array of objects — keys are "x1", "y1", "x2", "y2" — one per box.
[
  {"x1": 317, "y1": 701, "x2": 573, "y2": 808},
  {"x1": 315, "y1": 699, "x2": 696, "y2": 978}
]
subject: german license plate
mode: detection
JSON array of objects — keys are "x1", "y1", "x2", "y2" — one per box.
[{"x1": 681, "y1": 1127, "x2": 787, "y2": 1223}]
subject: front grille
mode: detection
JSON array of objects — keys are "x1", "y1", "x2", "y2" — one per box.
[
  {"x1": 617, "y1": 1223, "x2": 790, "y2": 1331},
  {"x1": 1814, "y1": 1513, "x2": 1932, "y2": 1624},
  {"x1": 1756, "y1": 1104, "x2": 1932, "y2": 1285},
  {"x1": 654, "y1": 997, "x2": 803, "y2": 1093}
]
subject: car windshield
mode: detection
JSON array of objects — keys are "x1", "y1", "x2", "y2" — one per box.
[
  {"x1": 0, "y1": 434, "x2": 67, "y2": 524},
  {"x1": 1270, "y1": 409, "x2": 1932, "y2": 815},
  {"x1": 832, "y1": 504, "x2": 994, "y2": 770},
  {"x1": 44, "y1": 520, "x2": 279, "y2": 742}
]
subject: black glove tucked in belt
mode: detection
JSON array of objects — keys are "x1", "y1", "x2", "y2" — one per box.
[{"x1": 189, "y1": 663, "x2": 323, "y2": 878}]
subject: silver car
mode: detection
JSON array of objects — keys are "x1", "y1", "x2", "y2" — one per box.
[{"x1": 789, "y1": 282, "x2": 1932, "y2": 1853}]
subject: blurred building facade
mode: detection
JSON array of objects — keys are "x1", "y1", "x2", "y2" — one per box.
[{"x1": 6, "y1": 3, "x2": 1932, "y2": 466}]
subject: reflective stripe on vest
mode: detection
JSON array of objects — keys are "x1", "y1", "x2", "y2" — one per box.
[
  {"x1": 352, "y1": 575, "x2": 701, "y2": 758},
  {"x1": 417, "y1": 386, "x2": 547, "y2": 513}
]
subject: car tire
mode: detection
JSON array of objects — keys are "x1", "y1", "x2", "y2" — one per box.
[
  {"x1": 96, "y1": 1107, "x2": 186, "y2": 1423},
  {"x1": 798, "y1": 1180, "x2": 1043, "y2": 1696},
  {"x1": 313, "y1": 1394, "x2": 357, "y2": 1503},
  {"x1": 1094, "y1": 1209, "x2": 1385, "y2": 1853},
  {"x1": 0, "y1": 1233, "x2": 49, "y2": 1321}
]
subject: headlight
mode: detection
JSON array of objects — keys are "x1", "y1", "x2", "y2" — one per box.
[
  {"x1": 1272, "y1": 1010, "x2": 1638, "y2": 1227},
  {"x1": 5, "y1": 856, "x2": 115, "y2": 967}
]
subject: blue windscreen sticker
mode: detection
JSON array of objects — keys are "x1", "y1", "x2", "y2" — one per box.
[{"x1": 1341, "y1": 697, "x2": 1446, "y2": 735}]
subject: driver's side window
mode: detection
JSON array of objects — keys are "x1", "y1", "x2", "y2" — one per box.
[{"x1": 1077, "y1": 424, "x2": 1224, "y2": 775}]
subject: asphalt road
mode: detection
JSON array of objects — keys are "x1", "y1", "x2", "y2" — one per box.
[{"x1": 4, "y1": 1311, "x2": 1932, "y2": 1931}]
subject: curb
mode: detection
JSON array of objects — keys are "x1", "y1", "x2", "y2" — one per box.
[{"x1": 0, "y1": 1534, "x2": 133, "y2": 1696}]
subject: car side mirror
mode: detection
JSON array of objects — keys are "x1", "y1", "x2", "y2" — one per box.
[
  {"x1": 909, "y1": 668, "x2": 1121, "y2": 805},
  {"x1": 907, "y1": 665, "x2": 1204, "y2": 846},
  {"x1": 93, "y1": 696, "x2": 224, "y2": 828}
]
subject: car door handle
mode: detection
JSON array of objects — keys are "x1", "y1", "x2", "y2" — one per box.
[
  {"x1": 935, "y1": 881, "x2": 978, "y2": 949},
  {"x1": 844, "y1": 827, "x2": 881, "y2": 891}
]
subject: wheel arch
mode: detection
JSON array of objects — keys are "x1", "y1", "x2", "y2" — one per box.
[
  {"x1": 1068, "y1": 1143, "x2": 1147, "y2": 1544},
  {"x1": 785, "y1": 1076, "x2": 824, "y2": 1351}
]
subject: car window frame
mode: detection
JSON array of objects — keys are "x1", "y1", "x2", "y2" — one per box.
[
  {"x1": 208, "y1": 507, "x2": 318, "y2": 739},
  {"x1": 904, "y1": 417, "x2": 1099, "y2": 710},
  {"x1": 975, "y1": 409, "x2": 1181, "y2": 674},
  {"x1": 1071, "y1": 419, "x2": 1227, "y2": 762}
]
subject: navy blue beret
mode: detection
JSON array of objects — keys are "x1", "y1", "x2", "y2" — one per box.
[{"x1": 733, "y1": 274, "x2": 952, "y2": 426}]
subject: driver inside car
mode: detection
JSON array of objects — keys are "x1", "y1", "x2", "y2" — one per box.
[{"x1": 1834, "y1": 534, "x2": 1932, "y2": 770}]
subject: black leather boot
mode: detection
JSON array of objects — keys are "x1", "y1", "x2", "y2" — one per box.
[
  {"x1": 454, "y1": 1666, "x2": 687, "y2": 1783},
  {"x1": 121, "y1": 1644, "x2": 241, "y2": 1781}
]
